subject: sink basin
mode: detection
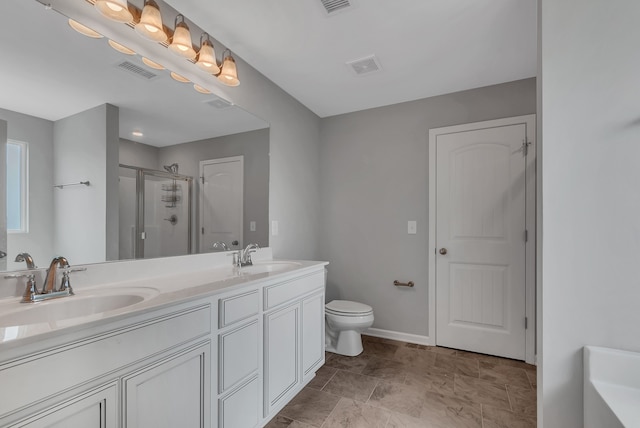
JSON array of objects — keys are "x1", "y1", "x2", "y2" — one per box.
[
  {"x1": 0, "y1": 288, "x2": 159, "y2": 328},
  {"x1": 238, "y1": 261, "x2": 302, "y2": 275}
]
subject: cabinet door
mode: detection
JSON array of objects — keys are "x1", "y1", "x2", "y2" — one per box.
[
  {"x1": 264, "y1": 303, "x2": 299, "y2": 416},
  {"x1": 219, "y1": 319, "x2": 259, "y2": 393},
  {"x1": 302, "y1": 293, "x2": 325, "y2": 378},
  {"x1": 10, "y1": 383, "x2": 117, "y2": 428},
  {"x1": 219, "y1": 377, "x2": 259, "y2": 428},
  {"x1": 123, "y1": 343, "x2": 209, "y2": 428}
]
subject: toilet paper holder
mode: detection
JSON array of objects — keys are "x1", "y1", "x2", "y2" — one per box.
[{"x1": 394, "y1": 280, "x2": 414, "y2": 287}]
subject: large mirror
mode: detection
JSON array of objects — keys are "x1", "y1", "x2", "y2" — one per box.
[{"x1": 0, "y1": 0, "x2": 270, "y2": 273}]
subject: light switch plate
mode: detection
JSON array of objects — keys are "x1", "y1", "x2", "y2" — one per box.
[
  {"x1": 271, "y1": 220, "x2": 279, "y2": 236},
  {"x1": 408, "y1": 221, "x2": 417, "y2": 234}
]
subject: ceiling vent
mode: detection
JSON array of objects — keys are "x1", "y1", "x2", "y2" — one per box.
[
  {"x1": 321, "y1": 0, "x2": 351, "y2": 14},
  {"x1": 346, "y1": 55, "x2": 381, "y2": 76},
  {"x1": 204, "y1": 97, "x2": 232, "y2": 109},
  {"x1": 116, "y1": 61, "x2": 158, "y2": 80}
]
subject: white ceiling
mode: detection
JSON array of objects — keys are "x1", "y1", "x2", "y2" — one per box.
[
  {"x1": 0, "y1": 0, "x2": 268, "y2": 147},
  {"x1": 169, "y1": 0, "x2": 538, "y2": 118}
]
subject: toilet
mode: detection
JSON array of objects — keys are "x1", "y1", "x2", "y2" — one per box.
[{"x1": 325, "y1": 300, "x2": 374, "y2": 356}]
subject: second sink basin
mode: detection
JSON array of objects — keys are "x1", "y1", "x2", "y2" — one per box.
[{"x1": 0, "y1": 288, "x2": 159, "y2": 328}]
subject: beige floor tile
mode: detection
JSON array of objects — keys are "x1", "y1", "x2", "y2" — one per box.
[
  {"x1": 420, "y1": 391, "x2": 482, "y2": 428},
  {"x1": 405, "y1": 370, "x2": 455, "y2": 396},
  {"x1": 307, "y1": 365, "x2": 338, "y2": 390},
  {"x1": 321, "y1": 397, "x2": 389, "y2": 428},
  {"x1": 280, "y1": 388, "x2": 341, "y2": 427},
  {"x1": 479, "y1": 361, "x2": 531, "y2": 389},
  {"x1": 368, "y1": 380, "x2": 426, "y2": 418},
  {"x1": 362, "y1": 340, "x2": 400, "y2": 359},
  {"x1": 325, "y1": 353, "x2": 373, "y2": 374},
  {"x1": 386, "y1": 411, "x2": 433, "y2": 428},
  {"x1": 482, "y1": 404, "x2": 536, "y2": 428},
  {"x1": 403, "y1": 344, "x2": 457, "y2": 356},
  {"x1": 453, "y1": 374, "x2": 510, "y2": 410},
  {"x1": 507, "y1": 385, "x2": 537, "y2": 417},
  {"x1": 361, "y1": 357, "x2": 407, "y2": 383},
  {"x1": 525, "y1": 369, "x2": 537, "y2": 389},
  {"x1": 265, "y1": 415, "x2": 316, "y2": 428},
  {"x1": 322, "y1": 370, "x2": 379, "y2": 402},
  {"x1": 393, "y1": 346, "x2": 437, "y2": 372},
  {"x1": 434, "y1": 355, "x2": 480, "y2": 378}
]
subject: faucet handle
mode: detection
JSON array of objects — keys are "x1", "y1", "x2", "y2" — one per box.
[
  {"x1": 57, "y1": 267, "x2": 86, "y2": 295},
  {"x1": 4, "y1": 273, "x2": 39, "y2": 303}
]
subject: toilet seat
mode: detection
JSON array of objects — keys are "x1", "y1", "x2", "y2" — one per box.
[{"x1": 325, "y1": 300, "x2": 373, "y2": 316}]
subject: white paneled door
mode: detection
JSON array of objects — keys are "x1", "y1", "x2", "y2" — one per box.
[
  {"x1": 199, "y1": 156, "x2": 244, "y2": 253},
  {"x1": 432, "y1": 117, "x2": 535, "y2": 360}
]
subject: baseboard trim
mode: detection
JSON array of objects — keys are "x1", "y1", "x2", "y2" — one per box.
[{"x1": 364, "y1": 328, "x2": 435, "y2": 346}]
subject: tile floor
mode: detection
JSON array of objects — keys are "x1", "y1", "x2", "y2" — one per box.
[{"x1": 266, "y1": 335, "x2": 537, "y2": 428}]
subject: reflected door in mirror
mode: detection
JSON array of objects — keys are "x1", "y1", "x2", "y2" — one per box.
[
  {"x1": 0, "y1": 119, "x2": 6, "y2": 271},
  {"x1": 200, "y1": 157, "x2": 244, "y2": 252}
]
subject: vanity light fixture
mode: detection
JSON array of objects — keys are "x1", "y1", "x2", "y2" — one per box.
[
  {"x1": 168, "y1": 15, "x2": 196, "y2": 60},
  {"x1": 142, "y1": 57, "x2": 165, "y2": 70},
  {"x1": 218, "y1": 49, "x2": 240, "y2": 87},
  {"x1": 193, "y1": 84, "x2": 211, "y2": 94},
  {"x1": 95, "y1": 0, "x2": 133, "y2": 23},
  {"x1": 170, "y1": 72, "x2": 190, "y2": 83},
  {"x1": 108, "y1": 39, "x2": 136, "y2": 55},
  {"x1": 135, "y1": 0, "x2": 167, "y2": 43},
  {"x1": 196, "y1": 33, "x2": 220, "y2": 74},
  {"x1": 68, "y1": 19, "x2": 103, "y2": 38},
  {"x1": 132, "y1": 131, "x2": 144, "y2": 137}
]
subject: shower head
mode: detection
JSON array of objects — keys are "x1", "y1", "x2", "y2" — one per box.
[{"x1": 163, "y1": 163, "x2": 179, "y2": 174}]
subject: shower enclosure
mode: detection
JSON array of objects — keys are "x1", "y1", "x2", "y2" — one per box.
[{"x1": 119, "y1": 164, "x2": 193, "y2": 260}]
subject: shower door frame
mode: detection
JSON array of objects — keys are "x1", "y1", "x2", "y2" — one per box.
[{"x1": 120, "y1": 164, "x2": 193, "y2": 259}]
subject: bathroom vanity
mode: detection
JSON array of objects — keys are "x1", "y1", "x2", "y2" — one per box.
[{"x1": 0, "y1": 250, "x2": 326, "y2": 428}]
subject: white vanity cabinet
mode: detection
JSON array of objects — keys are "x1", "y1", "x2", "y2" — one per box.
[
  {"x1": 0, "y1": 261, "x2": 327, "y2": 428},
  {"x1": 10, "y1": 383, "x2": 118, "y2": 428},
  {"x1": 263, "y1": 270, "x2": 325, "y2": 416}
]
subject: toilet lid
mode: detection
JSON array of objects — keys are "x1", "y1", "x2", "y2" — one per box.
[{"x1": 325, "y1": 300, "x2": 373, "y2": 315}]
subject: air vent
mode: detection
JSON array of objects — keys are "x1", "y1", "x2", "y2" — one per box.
[
  {"x1": 321, "y1": 0, "x2": 351, "y2": 14},
  {"x1": 204, "y1": 97, "x2": 232, "y2": 109},
  {"x1": 116, "y1": 61, "x2": 158, "y2": 80},
  {"x1": 346, "y1": 55, "x2": 381, "y2": 76}
]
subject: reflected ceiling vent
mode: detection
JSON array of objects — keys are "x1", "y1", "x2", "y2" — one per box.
[
  {"x1": 116, "y1": 61, "x2": 159, "y2": 80},
  {"x1": 321, "y1": 0, "x2": 351, "y2": 14},
  {"x1": 346, "y1": 55, "x2": 381, "y2": 76},
  {"x1": 204, "y1": 97, "x2": 232, "y2": 109}
]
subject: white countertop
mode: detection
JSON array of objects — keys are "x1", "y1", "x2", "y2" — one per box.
[{"x1": 0, "y1": 249, "x2": 327, "y2": 352}]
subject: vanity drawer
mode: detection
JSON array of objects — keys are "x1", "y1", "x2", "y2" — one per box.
[
  {"x1": 219, "y1": 290, "x2": 259, "y2": 328},
  {"x1": 264, "y1": 271, "x2": 324, "y2": 310}
]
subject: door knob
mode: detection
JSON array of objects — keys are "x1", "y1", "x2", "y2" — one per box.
[
  {"x1": 0, "y1": 250, "x2": 6, "y2": 259},
  {"x1": 439, "y1": 248, "x2": 448, "y2": 255},
  {"x1": 231, "y1": 240, "x2": 239, "y2": 246}
]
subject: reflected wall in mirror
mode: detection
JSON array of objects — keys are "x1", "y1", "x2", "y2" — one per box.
[{"x1": 0, "y1": 0, "x2": 270, "y2": 273}]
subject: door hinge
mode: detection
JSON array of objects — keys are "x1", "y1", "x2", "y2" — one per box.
[
  {"x1": 201, "y1": 227, "x2": 204, "y2": 234},
  {"x1": 522, "y1": 140, "x2": 532, "y2": 157},
  {"x1": 525, "y1": 229, "x2": 528, "y2": 242},
  {"x1": 201, "y1": 176, "x2": 205, "y2": 184},
  {"x1": 525, "y1": 317, "x2": 528, "y2": 329}
]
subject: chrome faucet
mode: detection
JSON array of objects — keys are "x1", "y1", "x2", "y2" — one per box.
[
  {"x1": 43, "y1": 256, "x2": 70, "y2": 294},
  {"x1": 15, "y1": 253, "x2": 37, "y2": 269},
  {"x1": 240, "y1": 244, "x2": 260, "y2": 266},
  {"x1": 212, "y1": 241, "x2": 230, "y2": 251},
  {"x1": 5, "y1": 255, "x2": 82, "y2": 303}
]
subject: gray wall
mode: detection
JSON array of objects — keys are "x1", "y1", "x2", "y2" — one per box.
[
  {"x1": 120, "y1": 138, "x2": 160, "y2": 170},
  {"x1": 159, "y1": 128, "x2": 270, "y2": 249},
  {"x1": 540, "y1": 1, "x2": 640, "y2": 426},
  {"x1": 0, "y1": 108, "x2": 54, "y2": 270},
  {"x1": 53, "y1": 104, "x2": 119, "y2": 265},
  {"x1": 318, "y1": 78, "x2": 536, "y2": 337}
]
